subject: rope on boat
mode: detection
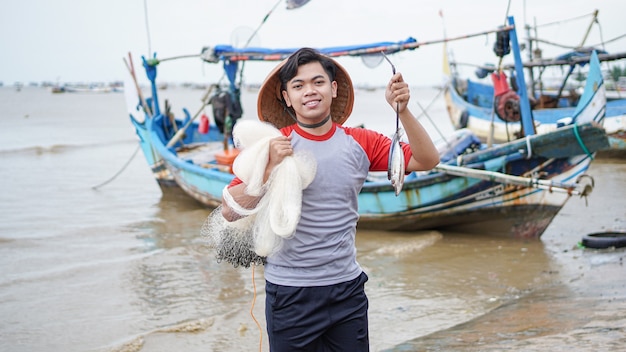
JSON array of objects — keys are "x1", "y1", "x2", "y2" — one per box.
[
  {"x1": 143, "y1": 0, "x2": 152, "y2": 56},
  {"x1": 152, "y1": 24, "x2": 515, "y2": 64},
  {"x1": 414, "y1": 89, "x2": 452, "y2": 149},
  {"x1": 525, "y1": 135, "x2": 533, "y2": 159},
  {"x1": 531, "y1": 10, "x2": 598, "y2": 29},
  {"x1": 573, "y1": 123, "x2": 594, "y2": 160},
  {"x1": 91, "y1": 145, "x2": 141, "y2": 190}
]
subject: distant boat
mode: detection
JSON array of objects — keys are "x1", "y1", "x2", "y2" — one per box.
[
  {"x1": 50, "y1": 82, "x2": 124, "y2": 94},
  {"x1": 127, "y1": 16, "x2": 608, "y2": 238},
  {"x1": 443, "y1": 10, "x2": 626, "y2": 156},
  {"x1": 51, "y1": 85, "x2": 65, "y2": 93},
  {"x1": 64, "y1": 85, "x2": 112, "y2": 93},
  {"x1": 444, "y1": 50, "x2": 626, "y2": 156}
]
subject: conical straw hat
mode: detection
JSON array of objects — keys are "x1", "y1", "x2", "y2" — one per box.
[{"x1": 257, "y1": 54, "x2": 354, "y2": 129}]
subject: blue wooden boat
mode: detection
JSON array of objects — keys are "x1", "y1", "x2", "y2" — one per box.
[
  {"x1": 443, "y1": 25, "x2": 626, "y2": 155},
  {"x1": 127, "y1": 16, "x2": 608, "y2": 238}
]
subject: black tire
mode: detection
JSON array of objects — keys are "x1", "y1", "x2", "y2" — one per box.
[{"x1": 581, "y1": 231, "x2": 626, "y2": 249}]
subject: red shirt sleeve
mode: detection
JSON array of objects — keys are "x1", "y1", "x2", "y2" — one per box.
[{"x1": 342, "y1": 126, "x2": 412, "y2": 172}]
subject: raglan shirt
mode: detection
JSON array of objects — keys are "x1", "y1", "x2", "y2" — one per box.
[{"x1": 228, "y1": 122, "x2": 413, "y2": 287}]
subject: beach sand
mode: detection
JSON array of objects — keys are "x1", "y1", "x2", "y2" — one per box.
[
  {"x1": 108, "y1": 159, "x2": 625, "y2": 352},
  {"x1": 386, "y1": 158, "x2": 626, "y2": 351},
  {"x1": 387, "y1": 244, "x2": 625, "y2": 351}
]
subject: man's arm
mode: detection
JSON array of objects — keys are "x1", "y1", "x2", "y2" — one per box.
[
  {"x1": 221, "y1": 135, "x2": 294, "y2": 221},
  {"x1": 385, "y1": 72, "x2": 440, "y2": 172}
]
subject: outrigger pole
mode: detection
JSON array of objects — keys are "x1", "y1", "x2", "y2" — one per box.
[{"x1": 434, "y1": 164, "x2": 593, "y2": 196}]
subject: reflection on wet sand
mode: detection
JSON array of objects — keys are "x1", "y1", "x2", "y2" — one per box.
[
  {"x1": 382, "y1": 159, "x2": 626, "y2": 351},
  {"x1": 122, "y1": 193, "x2": 266, "y2": 351},
  {"x1": 120, "y1": 197, "x2": 559, "y2": 351},
  {"x1": 384, "y1": 248, "x2": 626, "y2": 352},
  {"x1": 358, "y1": 230, "x2": 557, "y2": 350}
]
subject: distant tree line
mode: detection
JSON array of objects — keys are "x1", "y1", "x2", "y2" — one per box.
[
  {"x1": 609, "y1": 63, "x2": 626, "y2": 82},
  {"x1": 574, "y1": 62, "x2": 626, "y2": 84}
]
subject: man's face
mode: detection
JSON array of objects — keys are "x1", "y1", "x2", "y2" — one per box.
[{"x1": 282, "y1": 61, "x2": 337, "y2": 125}]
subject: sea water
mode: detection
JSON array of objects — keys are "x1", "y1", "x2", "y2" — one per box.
[{"x1": 0, "y1": 86, "x2": 624, "y2": 352}]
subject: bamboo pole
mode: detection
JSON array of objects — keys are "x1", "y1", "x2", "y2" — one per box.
[
  {"x1": 434, "y1": 163, "x2": 591, "y2": 196},
  {"x1": 165, "y1": 86, "x2": 215, "y2": 148},
  {"x1": 123, "y1": 52, "x2": 152, "y2": 116}
]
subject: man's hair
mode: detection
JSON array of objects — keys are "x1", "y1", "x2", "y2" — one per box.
[{"x1": 278, "y1": 48, "x2": 337, "y2": 91}]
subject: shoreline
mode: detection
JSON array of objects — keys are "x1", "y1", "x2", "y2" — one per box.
[
  {"x1": 385, "y1": 158, "x2": 626, "y2": 351},
  {"x1": 385, "y1": 245, "x2": 625, "y2": 351},
  {"x1": 107, "y1": 160, "x2": 625, "y2": 352}
]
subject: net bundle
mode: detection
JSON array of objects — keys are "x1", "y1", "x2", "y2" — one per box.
[
  {"x1": 201, "y1": 120, "x2": 316, "y2": 268},
  {"x1": 201, "y1": 206, "x2": 266, "y2": 268}
]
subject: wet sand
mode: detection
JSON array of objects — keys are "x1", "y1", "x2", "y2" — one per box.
[
  {"x1": 107, "y1": 159, "x2": 625, "y2": 352},
  {"x1": 387, "y1": 247, "x2": 625, "y2": 351},
  {"x1": 387, "y1": 158, "x2": 626, "y2": 351},
  {"x1": 3, "y1": 87, "x2": 623, "y2": 352}
]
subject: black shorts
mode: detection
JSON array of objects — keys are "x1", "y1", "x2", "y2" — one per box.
[{"x1": 265, "y1": 271, "x2": 369, "y2": 352}]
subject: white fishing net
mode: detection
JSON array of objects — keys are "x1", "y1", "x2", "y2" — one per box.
[{"x1": 201, "y1": 120, "x2": 316, "y2": 268}]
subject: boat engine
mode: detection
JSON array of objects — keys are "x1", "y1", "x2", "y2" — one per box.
[{"x1": 492, "y1": 71, "x2": 521, "y2": 122}]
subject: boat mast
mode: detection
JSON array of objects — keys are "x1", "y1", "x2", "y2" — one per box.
[
  {"x1": 508, "y1": 16, "x2": 536, "y2": 136},
  {"x1": 525, "y1": 21, "x2": 536, "y2": 100}
]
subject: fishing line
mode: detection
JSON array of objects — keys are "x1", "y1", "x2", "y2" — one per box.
[
  {"x1": 250, "y1": 264, "x2": 263, "y2": 352},
  {"x1": 91, "y1": 145, "x2": 141, "y2": 190},
  {"x1": 95, "y1": 53, "x2": 154, "y2": 191},
  {"x1": 380, "y1": 51, "x2": 400, "y2": 130}
]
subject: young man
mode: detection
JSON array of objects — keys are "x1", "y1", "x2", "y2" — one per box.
[{"x1": 222, "y1": 48, "x2": 439, "y2": 351}]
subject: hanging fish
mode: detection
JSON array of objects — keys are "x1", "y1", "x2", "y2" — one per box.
[
  {"x1": 388, "y1": 129, "x2": 405, "y2": 196},
  {"x1": 380, "y1": 51, "x2": 405, "y2": 196}
]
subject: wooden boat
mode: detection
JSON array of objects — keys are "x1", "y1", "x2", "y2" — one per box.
[
  {"x1": 444, "y1": 52, "x2": 626, "y2": 154},
  {"x1": 443, "y1": 11, "x2": 626, "y2": 155},
  {"x1": 127, "y1": 16, "x2": 608, "y2": 238}
]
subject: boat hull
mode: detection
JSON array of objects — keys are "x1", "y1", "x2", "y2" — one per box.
[
  {"x1": 127, "y1": 21, "x2": 608, "y2": 239},
  {"x1": 356, "y1": 153, "x2": 590, "y2": 238},
  {"x1": 444, "y1": 59, "x2": 624, "y2": 156},
  {"x1": 131, "y1": 112, "x2": 598, "y2": 238},
  {"x1": 445, "y1": 83, "x2": 625, "y2": 149},
  {"x1": 358, "y1": 203, "x2": 562, "y2": 238}
]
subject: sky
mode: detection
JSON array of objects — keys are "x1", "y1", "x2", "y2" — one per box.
[{"x1": 1, "y1": 0, "x2": 625, "y2": 87}]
